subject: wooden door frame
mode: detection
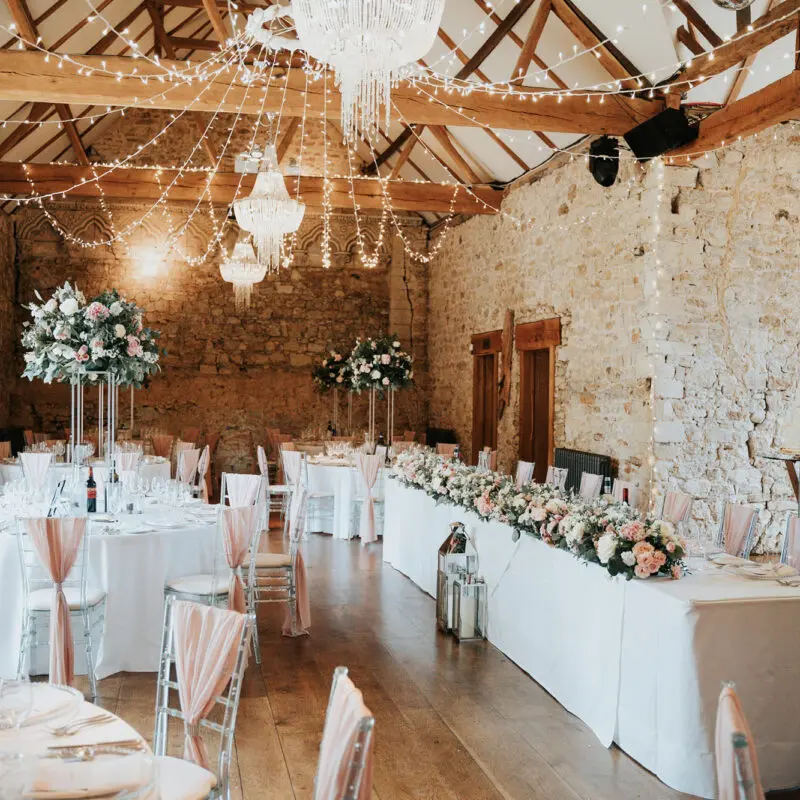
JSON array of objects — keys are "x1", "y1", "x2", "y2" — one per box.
[
  {"x1": 516, "y1": 318, "x2": 561, "y2": 470},
  {"x1": 471, "y1": 329, "x2": 502, "y2": 465}
]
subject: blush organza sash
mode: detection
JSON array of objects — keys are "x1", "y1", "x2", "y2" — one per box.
[
  {"x1": 282, "y1": 450, "x2": 302, "y2": 489},
  {"x1": 723, "y1": 504, "x2": 756, "y2": 557},
  {"x1": 222, "y1": 505, "x2": 258, "y2": 613},
  {"x1": 257, "y1": 446, "x2": 268, "y2": 477},
  {"x1": 150, "y1": 434, "x2": 174, "y2": 459},
  {"x1": 356, "y1": 453, "x2": 381, "y2": 545},
  {"x1": 662, "y1": 490, "x2": 692, "y2": 525},
  {"x1": 196, "y1": 446, "x2": 210, "y2": 502},
  {"x1": 178, "y1": 448, "x2": 201, "y2": 485},
  {"x1": 172, "y1": 600, "x2": 247, "y2": 770},
  {"x1": 21, "y1": 452, "x2": 53, "y2": 495},
  {"x1": 282, "y1": 491, "x2": 310, "y2": 637},
  {"x1": 316, "y1": 672, "x2": 374, "y2": 800},
  {"x1": 715, "y1": 685, "x2": 764, "y2": 800},
  {"x1": 25, "y1": 517, "x2": 86, "y2": 686},
  {"x1": 225, "y1": 474, "x2": 260, "y2": 507}
]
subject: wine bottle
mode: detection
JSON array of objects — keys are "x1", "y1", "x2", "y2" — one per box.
[
  {"x1": 622, "y1": 487, "x2": 629, "y2": 505},
  {"x1": 86, "y1": 467, "x2": 97, "y2": 514}
]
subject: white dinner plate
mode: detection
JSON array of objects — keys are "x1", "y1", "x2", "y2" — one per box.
[
  {"x1": 23, "y1": 684, "x2": 83, "y2": 727},
  {"x1": 88, "y1": 514, "x2": 116, "y2": 523},
  {"x1": 728, "y1": 562, "x2": 798, "y2": 580},
  {"x1": 146, "y1": 519, "x2": 186, "y2": 529}
]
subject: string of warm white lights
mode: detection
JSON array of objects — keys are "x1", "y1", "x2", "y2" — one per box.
[{"x1": 345, "y1": 138, "x2": 389, "y2": 269}]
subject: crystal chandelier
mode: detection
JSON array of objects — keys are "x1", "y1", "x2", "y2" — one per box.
[
  {"x1": 220, "y1": 235, "x2": 266, "y2": 310},
  {"x1": 232, "y1": 143, "x2": 305, "y2": 271},
  {"x1": 282, "y1": 0, "x2": 446, "y2": 142}
]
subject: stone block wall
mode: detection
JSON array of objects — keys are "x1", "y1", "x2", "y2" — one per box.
[
  {"x1": 428, "y1": 126, "x2": 800, "y2": 551},
  {"x1": 0, "y1": 214, "x2": 14, "y2": 425}
]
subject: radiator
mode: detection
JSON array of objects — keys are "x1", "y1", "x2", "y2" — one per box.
[{"x1": 553, "y1": 448, "x2": 613, "y2": 494}]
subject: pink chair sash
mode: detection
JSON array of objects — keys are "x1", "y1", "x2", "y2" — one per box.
[
  {"x1": 197, "y1": 446, "x2": 210, "y2": 502},
  {"x1": 282, "y1": 450, "x2": 302, "y2": 489},
  {"x1": 282, "y1": 491, "x2": 310, "y2": 637},
  {"x1": 151, "y1": 434, "x2": 173, "y2": 459},
  {"x1": 436, "y1": 443, "x2": 457, "y2": 458},
  {"x1": 662, "y1": 490, "x2": 692, "y2": 524},
  {"x1": 222, "y1": 505, "x2": 258, "y2": 613},
  {"x1": 25, "y1": 517, "x2": 86, "y2": 686},
  {"x1": 356, "y1": 453, "x2": 381, "y2": 545},
  {"x1": 21, "y1": 452, "x2": 53, "y2": 495},
  {"x1": 172, "y1": 601, "x2": 246, "y2": 771},
  {"x1": 178, "y1": 449, "x2": 201, "y2": 485},
  {"x1": 723, "y1": 504, "x2": 756, "y2": 557},
  {"x1": 257, "y1": 446, "x2": 268, "y2": 477},
  {"x1": 225, "y1": 473, "x2": 260, "y2": 507},
  {"x1": 316, "y1": 673, "x2": 374, "y2": 800},
  {"x1": 715, "y1": 686, "x2": 764, "y2": 800}
]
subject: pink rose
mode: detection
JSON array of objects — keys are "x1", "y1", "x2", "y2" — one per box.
[
  {"x1": 74, "y1": 345, "x2": 89, "y2": 363},
  {"x1": 652, "y1": 550, "x2": 667, "y2": 567},
  {"x1": 620, "y1": 521, "x2": 646, "y2": 542},
  {"x1": 634, "y1": 564, "x2": 651, "y2": 579},
  {"x1": 85, "y1": 302, "x2": 110, "y2": 321},
  {"x1": 666, "y1": 541, "x2": 676, "y2": 553},
  {"x1": 381, "y1": 353, "x2": 391, "y2": 365},
  {"x1": 643, "y1": 556, "x2": 661, "y2": 574},
  {"x1": 671, "y1": 565, "x2": 682, "y2": 580},
  {"x1": 529, "y1": 507, "x2": 547, "y2": 522},
  {"x1": 632, "y1": 541, "x2": 654, "y2": 560}
]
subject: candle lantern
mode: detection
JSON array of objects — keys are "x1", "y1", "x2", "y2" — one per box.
[
  {"x1": 436, "y1": 522, "x2": 477, "y2": 632},
  {"x1": 452, "y1": 579, "x2": 487, "y2": 642}
]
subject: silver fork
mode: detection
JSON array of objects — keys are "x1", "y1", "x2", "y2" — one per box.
[{"x1": 47, "y1": 713, "x2": 115, "y2": 737}]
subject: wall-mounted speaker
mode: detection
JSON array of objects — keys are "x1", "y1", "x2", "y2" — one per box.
[
  {"x1": 623, "y1": 108, "x2": 698, "y2": 161},
  {"x1": 589, "y1": 136, "x2": 619, "y2": 187}
]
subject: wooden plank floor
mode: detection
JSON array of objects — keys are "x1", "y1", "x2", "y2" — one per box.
[{"x1": 81, "y1": 531, "x2": 799, "y2": 800}]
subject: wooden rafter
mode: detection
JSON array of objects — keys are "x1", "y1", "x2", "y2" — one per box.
[
  {"x1": 512, "y1": 0, "x2": 551, "y2": 84},
  {"x1": 0, "y1": 164, "x2": 504, "y2": 214},
  {"x1": 4, "y1": 0, "x2": 37, "y2": 42},
  {"x1": 200, "y1": 0, "x2": 228, "y2": 45},
  {"x1": 390, "y1": 134, "x2": 419, "y2": 179},
  {"x1": 0, "y1": 102, "x2": 50, "y2": 158},
  {"x1": 428, "y1": 125, "x2": 482, "y2": 184},
  {"x1": 0, "y1": 53, "x2": 662, "y2": 133},
  {"x1": 276, "y1": 117, "x2": 300, "y2": 162},
  {"x1": 87, "y1": 3, "x2": 149, "y2": 55},
  {"x1": 669, "y1": 71, "x2": 800, "y2": 158},
  {"x1": 54, "y1": 104, "x2": 90, "y2": 165},
  {"x1": 155, "y1": 0, "x2": 254, "y2": 9},
  {"x1": 485, "y1": 129, "x2": 530, "y2": 172},
  {"x1": 677, "y1": 25, "x2": 705, "y2": 56},
  {"x1": 725, "y1": 0, "x2": 780, "y2": 105},
  {"x1": 681, "y1": 0, "x2": 800, "y2": 85},
  {"x1": 169, "y1": 35, "x2": 218, "y2": 51},
  {"x1": 671, "y1": 0, "x2": 722, "y2": 47}
]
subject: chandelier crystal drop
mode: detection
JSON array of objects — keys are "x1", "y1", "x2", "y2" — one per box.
[
  {"x1": 220, "y1": 235, "x2": 266, "y2": 310},
  {"x1": 289, "y1": 0, "x2": 446, "y2": 142},
  {"x1": 232, "y1": 143, "x2": 305, "y2": 271}
]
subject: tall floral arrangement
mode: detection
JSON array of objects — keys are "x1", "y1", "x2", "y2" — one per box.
[
  {"x1": 391, "y1": 450, "x2": 686, "y2": 581},
  {"x1": 312, "y1": 347, "x2": 352, "y2": 393},
  {"x1": 21, "y1": 282, "x2": 163, "y2": 388},
  {"x1": 348, "y1": 334, "x2": 414, "y2": 395}
]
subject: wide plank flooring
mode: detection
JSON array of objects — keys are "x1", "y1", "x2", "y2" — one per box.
[{"x1": 81, "y1": 531, "x2": 798, "y2": 799}]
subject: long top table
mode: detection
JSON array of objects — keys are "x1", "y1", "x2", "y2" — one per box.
[{"x1": 383, "y1": 480, "x2": 800, "y2": 798}]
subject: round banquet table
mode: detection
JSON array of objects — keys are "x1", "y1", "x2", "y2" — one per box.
[
  {"x1": 0, "y1": 501, "x2": 219, "y2": 680},
  {"x1": 0, "y1": 459, "x2": 172, "y2": 487},
  {"x1": 1, "y1": 685, "x2": 211, "y2": 800}
]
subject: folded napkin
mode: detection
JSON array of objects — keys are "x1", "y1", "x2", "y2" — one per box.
[{"x1": 27, "y1": 754, "x2": 151, "y2": 800}]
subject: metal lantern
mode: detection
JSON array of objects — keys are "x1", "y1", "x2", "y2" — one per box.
[
  {"x1": 452, "y1": 579, "x2": 487, "y2": 642},
  {"x1": 436, "y1": 522, "x2": 477, "y2": 632}
]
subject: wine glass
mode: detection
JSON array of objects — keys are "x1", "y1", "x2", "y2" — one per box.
[{"x1": 0, "y1": 678, "x2": 34, "y2": 731}]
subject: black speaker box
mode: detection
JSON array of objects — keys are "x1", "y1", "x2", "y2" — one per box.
[{"x1": 623, "y1": 108, "x2": 698, "y2": 160}]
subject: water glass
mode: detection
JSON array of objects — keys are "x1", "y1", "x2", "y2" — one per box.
[{"x1": 0, "y1": 679, "x2": 33, "y2": 731}]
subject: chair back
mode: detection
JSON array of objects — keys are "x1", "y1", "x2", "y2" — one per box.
[
  {"x1": 403, "y1": 431, "x2": 416, "y2": 442},
  {"x1": 612, "y1": 480, "x2": 638, "y2": 508},
  {"x1": 151, "y1": 434, "x2": 174, "y2": 459},
  {"x1": 715, "y1": 684, "x2": 764, "y2": 800},
  {"x1": 154, "y1": 596, "x2": 253, "y2": 796},
  {"x1": 661, "y1": 489, "x2": 692, "y2": 525},
  {"x1": 288, "y1": 490, "x2": 309, "y2": 563},
  {"x1": 282, "y1": 450, "x2": 303, "y2": 490},
  {"x1": 220, "y1": 473, "x2": 264, "y2": 508},
  {"x1": 515, "y1": 460, "x2": 534, "y2": 489},
  {"x1": 375, "y1": 446, "x2": 387, "y2": 463},
  {"x1": 718, "y1": 503, "x2": 758, "y2": 558},
  {"x1": 545, "y1": 466, "x2": 568, "y2": 491},
  {"x1": 16, "y1": 517, "x2": 89, "y2": 686},
  {"x1": 392, "y1": 442, "x2": 414, "y2": 457},
  {"x1": 181, "y1": 427, "x2": 202, "y2": 446},
  {"x1": 436, "y1": 443, "x2": 457, "y2": 458},
  {"x1": 178, "y1": 448, "x2": 201, "y2": 485},
  {"x1": 579, "y1": 472, "x2": 603, "y2": 500},
  {"x1": 314, "y1": 666, "x2": 375, "y2": 800},
  {"x1": 223, "y1": 502, "x2": 265, "y2": 613},
  {"x1": 34, "y1": 433, "x2": 48, "y2": 444},
  {"x1": 23, "y1": 430, "x2": 34, "y2": 447},
  {"x1": 781, "y1": 514, "x2": 800, "y2": 566},
  {"x1": 196, "y1": 445, "x2": 211, "y2": 498},
  {"x1": 256, "y1": 445, "x2": 269, "y2": 478},
  {"x1": 21, "y1": 452, "x2": 53, "y2": 496},
  {"x1": 0, "y1": 441, "x2": 10, "y2": 459}
]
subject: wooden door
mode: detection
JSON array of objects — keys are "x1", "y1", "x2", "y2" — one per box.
[{"x1": 471, "y1": 330, "x2": 501, "y2": 465}]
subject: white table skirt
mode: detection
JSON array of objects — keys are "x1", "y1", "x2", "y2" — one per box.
[
  {"x1": 383, "y1": 481, "x2": 800, "y2": 798},
  {"x1": 0, "y1": 460, "x2": 171, "y2": 487},
  {"x1": 305, "y1": 463, "x2": 354, "y2": 539},
  {"x1": 0, "y1": 503, "x2": 218, "y2": 680}
]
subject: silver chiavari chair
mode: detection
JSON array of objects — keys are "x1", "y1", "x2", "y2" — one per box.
[
  {"x1": 15, "y1": 518, "x2": 106, "y2": 700},
  {"x1": 545, "y1": 466, "x2": 568, "y2": 491},
  {"x1": 219, "y1": 473, "x2": 264, "y2": 508},
  {"x1": 578, "y1": 471, "x2": 603, "y2": 500},
  {"x1": 301, "y1": 453, "x2": 335, "y2": 537},
  {"x1": 781, "y1": 514, "x2": 800, "y2": 565},
  {"x1": 154, "y1": 595, "x2": 254, "y2": 800},
  {"x1": 515, "y1": 460, "x2": 534, "y2": 489},
  {"x1": 257, "y1": 445, "x2": 290, "y2": 519},
  {"x1": 313, "y1": 667, "x2": 375, "y2": 800},
  {"x1": 717, "y1": 502, "x2": 758, "y2": 558}
]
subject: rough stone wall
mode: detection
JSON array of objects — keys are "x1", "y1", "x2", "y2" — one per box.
[
  {"x1": 0, "y1": 214, "x2": 14, "y2": 425},
  {"x1": 428, "y1": 125, "x2": 800, "y2": 551},
  {"x1": 10, "y1": 203, "x2": 428, "y2": 473}
]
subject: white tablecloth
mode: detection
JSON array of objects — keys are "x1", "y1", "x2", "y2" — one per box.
[
  {"x1": 305, "y1": 462, "x2": 354, "y2": 539},
  {"x1": 0, "y1": 502, "x2": 218, "y2": 680},
  {"x1": 0, "y1": 460, "x2": 171, "y2": 487},
  {"x1": 383, "y1": 481, "x2": 800, "y2": 798}
]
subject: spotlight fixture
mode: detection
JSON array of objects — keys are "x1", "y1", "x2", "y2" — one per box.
[
  {"x1": 589, "y1": 136, "x2": 619, "y2": 187},
  {"x1": 712, "y1": 0, "x2": 754, "y2": 9}
]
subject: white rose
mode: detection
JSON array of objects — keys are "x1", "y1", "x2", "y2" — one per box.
[
  {"x1": 109, "y1": 301, "x2": 123, "y2": 316},
  {"x1": 382, "y1": 377, "x2": 390, "y2": 385},
  {"x1": 621, "y1": 550, "x2": 636, "y2": 567},
  {"x1": 44, "y1": 299, "x2": 57, "y2": 313},
  {"x1": 59, "y1": 298, "x2": 79, "y2": 316},
  {"x1": 370, "y1": 369, "x2": 381, "y2": 380},
  {"x1": 596, "y1": 532, "x2": 617, "y2": 564},
  {"x1": 114, "y1": 324, "x2": 126, "y2": 338},
  {"x1": 393, "y1": 341, "x2": 401, "y2": 347}
]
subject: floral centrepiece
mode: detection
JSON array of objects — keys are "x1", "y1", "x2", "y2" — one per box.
[
  {"x1": 348, "y1": 335, "x2": 414, "y2": 395},
  {"x1": 312, "y1": 347, "x2": 352, "y2": 393},
  {"x1": 391, "y1": 449, "x2": 686, "y2": 581},
  {"x1": 21, "y1": 282, "x2": 163, "y2": 387}
]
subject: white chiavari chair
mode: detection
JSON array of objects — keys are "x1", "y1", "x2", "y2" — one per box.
[
  {"x1": 177, "y1": 448, "x2": 201, "y2": 486},
  {"x1": 715, "y1": 683, "x2": 764, "y2": 800},
  {"x1": 301, "y1": 453, "x2": 335, "y2": 537},
  {"x1": 515, "y1": 460, "x2": 534, "y2": 489},
  {"x1": 154, "y1": 596, "x2": 254, "y2": 800},
  {"x1": 579, "y1": 472, "x2": 604, "y2": 500},
  {"x1": 349, "y1": 454, "x2": 384, "y2": 542},
  {"x1": 195, "y1": 445, "x2": 210, "y2": 501},
  {"x1": 257, "y1": 445, "x2": 290, "y2": 519},
  {"x1": 20, "y1": 452, "x2": 53, "y2": 497},
  {"x1": 220, "y1": 473, "x2": 264, "y2": 508},
  {"x1": 717, "y1": 502, "x2": 758, "y2": 558},
  {"x1": 545, "y1": 466, "x2": 568, "y2": 491},
  {"x1": 661, "y1": 489, "x2": 693, "y2": 527}
]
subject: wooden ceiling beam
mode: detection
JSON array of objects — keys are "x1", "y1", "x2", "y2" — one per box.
[
  {"x1": 676, "y1": 25, "x2": 705, "y2": 56},
  {"x1": 0, "y1": 102, "x2": 50, "y2": 158},
  {"x1": 512, "y1": 0, "x2": 551, "y2": 84},
  {"x1": 725, "y1": 0, "x2": 779, "y2": 105},
  {"x1": 671, "y1": 0, "x2": 723, "y2": 47},
  {"x1": 668, "y1": 70, "x2": 800, "y2": 158},
  {"x1": 54, "y1": 104, "x2": 90, "y2": 165},
  {"x1": 428, "y1": 125, "x2": 482, "y2": 184},
  {"x1": 276, "y1": 116, "x2": 300, "y2": 162},
  {"x1": 0, "y1": 52, "x2": 661, "y2": 133},
  {"x1": 390, "y1": 134, "x2": 420, "y2": 179},
  {"x1": 154, "y1": 0, "x2": 254, "y2": 10},
  {"x1": 200, "y1": 0, "x2": 228, "y2": 45},
  {"x1": 86, "y1": 2, "x2": 149, "y2": 55},
  {"x1": 168, "y1": 35, "x2": 218, "y2": 51},
  {"x1": 681, "y1": 0, "x2": 800, "y2": 85},
  {"x1": 4, "y1": 0, "x2": 37, "y2": 42},
  {"x1": 0, "y1": 164, "x2": 503, "y2": 214}
]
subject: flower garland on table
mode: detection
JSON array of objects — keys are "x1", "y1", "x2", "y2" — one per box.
[
  {"x1": 21, "y1": 282, "x2": 163, "y2": 388},
  {"x1": 348, "y1": 334, "x2": 414, "y2": 396},
  {"x1": 390, "y1": 449, "x2": 686, "y2": 581},
  {"x1": 312, "y1": 347, "x2": 352, "y2": 393}
]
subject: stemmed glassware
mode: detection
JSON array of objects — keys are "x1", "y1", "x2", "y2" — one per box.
[{"x1": 0, "y1": 678, "x2": 33, "y2": 732}]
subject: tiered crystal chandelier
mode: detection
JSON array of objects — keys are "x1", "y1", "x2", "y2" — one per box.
[
  {"x1": 257, "y1": 0, "x2": 446, "y2": 142},
  {"x1": 232, "y1": 143, "x2": 305, "y2": 271},
  {"x1": 219, "y1": 234, "x2": 265, "y2": 310}
]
